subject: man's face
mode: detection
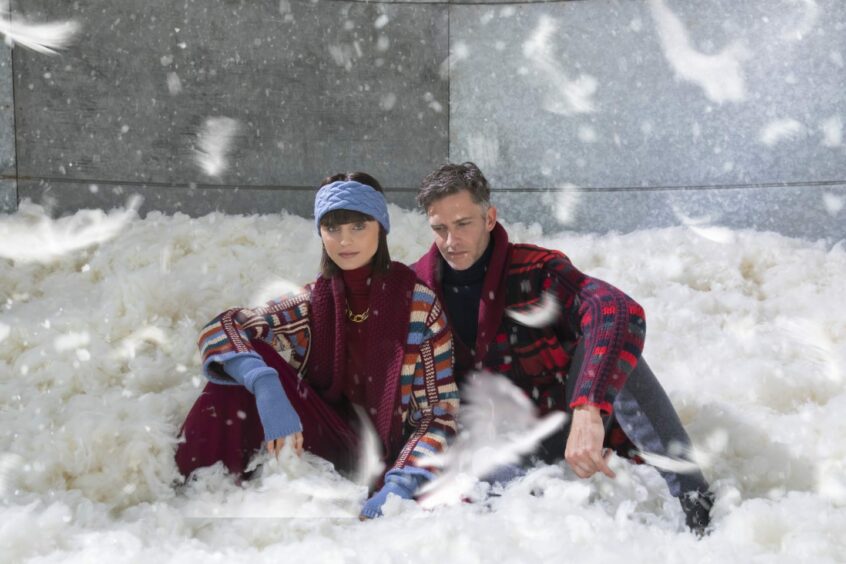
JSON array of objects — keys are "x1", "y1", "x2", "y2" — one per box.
[{"x1": 426, "y1": 190, "x2": 497, "y2": 271}]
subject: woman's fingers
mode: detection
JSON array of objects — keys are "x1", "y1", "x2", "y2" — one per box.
[
  {"x1": 266, "y1": 437, "x2": 285, "y2": 459},
  {"x1": 266, "y1": 433, "x2": 304, "y2": 459}
]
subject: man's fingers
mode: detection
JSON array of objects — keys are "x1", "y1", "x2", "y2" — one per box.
[
  {"x1": 596, "y1": 450, "x2": 616, "y2": 479},
  {"x1": 567, "y1": 452, "x2": 595, "y2": 478},
  {"x1": 568, "y1": 449, "x2": 615, "y2": 479},
  {"x1": 573, "y1": 464, "x2": 593, "y2": 478}
]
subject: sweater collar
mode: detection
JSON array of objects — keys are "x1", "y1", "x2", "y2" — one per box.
[
  {"x1": 341, "y1": 263, "x2": 373, "y2": 298},
  {"x1": 442, "y1": 237, "x2": 494, "y2": 286}
]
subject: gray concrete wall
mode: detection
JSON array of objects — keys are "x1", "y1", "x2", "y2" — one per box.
[
  {"x1": 11, "y1": 0, "x2": 448, "y2": 218},
  {"x1": 0, "y1": 7, "x2": 14, "y2": 212},
  {"x1": 449, "y1": 0, "x2": 846, "y2": 240},
  {"x1": 5, "y1": 0, "x2": 846, "y2": 241}
]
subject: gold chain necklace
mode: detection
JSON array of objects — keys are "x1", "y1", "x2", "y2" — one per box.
[{"x1": 346, "y1": 300, "x2": 369, "y2": 323}]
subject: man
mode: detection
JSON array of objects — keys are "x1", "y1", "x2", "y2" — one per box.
[{"x1": 412, "y1": 162, "x2": 714, "y2": 535}]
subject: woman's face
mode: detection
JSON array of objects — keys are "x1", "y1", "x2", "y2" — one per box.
[{"x1": 320, "y1": 218, "x2": 380, "y2": 271}]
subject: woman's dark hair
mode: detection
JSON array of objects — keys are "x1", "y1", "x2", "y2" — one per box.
[
  {"x1": 416, "y1": 161, "x2": 491, "y2": 212},
  {"x1": 317, "y1": 172, "x2": 391, "y2": 278}
]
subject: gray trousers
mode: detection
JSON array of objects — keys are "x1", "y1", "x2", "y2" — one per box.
[{"x1": 538, "y1": 342, "x2": 710, "y2": 498}]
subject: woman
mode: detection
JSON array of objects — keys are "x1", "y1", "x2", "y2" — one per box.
[{"x1": 175, "y1": 173, "x2": 458, "y2": 518}]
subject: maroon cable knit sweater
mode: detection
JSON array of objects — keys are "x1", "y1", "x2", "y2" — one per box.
[{"x1": 342, "y1": 264, "x2": 372, "y2": 409}]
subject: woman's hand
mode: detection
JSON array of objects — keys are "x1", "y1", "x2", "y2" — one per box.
[{"x1": 266, "y1": 432, "x2": 304, "y2": 458}]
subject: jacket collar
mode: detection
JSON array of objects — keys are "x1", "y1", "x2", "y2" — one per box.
[{"x1": 414, "y1": 222, "x2": 511, "y2": 366}]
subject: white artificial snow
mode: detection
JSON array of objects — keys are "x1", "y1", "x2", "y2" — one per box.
[{"x1": 1, "y1": 203, "x2": 846, "y2": 562}]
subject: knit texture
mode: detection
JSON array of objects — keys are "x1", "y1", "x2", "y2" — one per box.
[
  {"x1": 360, "y1": 469, "x2": 422, "y2": 518},
  {"x1": 414, "y1": 223, "x2": 646, "y2": 415},
  {"x1": 222, "y1": 355, "x2": 303, "y2": 441},
  {"x1": 198, "y1": 261, "x2": 459, "y2": 475},
  {"x1": 314, "y1": 180, "x2": 390, "y2": 234}
]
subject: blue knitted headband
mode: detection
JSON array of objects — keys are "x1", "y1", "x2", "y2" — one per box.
[{"x1": 314, "y1": 180, "x2": 390, "y2": 235}]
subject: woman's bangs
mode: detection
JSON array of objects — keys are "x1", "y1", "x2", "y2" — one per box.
[{"x1": 320, "y1": 209, "x2": 374, "y2": 228}]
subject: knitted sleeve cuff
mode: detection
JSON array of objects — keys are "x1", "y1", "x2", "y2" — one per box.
[
  {"x1": 223, "y1": 355, "x2": 302, "y2": 442},
  {"x1": 223, "y1": 354, "x2": 271, "y2": 393},
  {"x1": 252, "y1": 373, "x2": 303, "y2": 442}
]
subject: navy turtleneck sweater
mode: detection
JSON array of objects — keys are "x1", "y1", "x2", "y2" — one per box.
[{"x1": 440, "y1": 238, "x2": 494, "y2": 352}]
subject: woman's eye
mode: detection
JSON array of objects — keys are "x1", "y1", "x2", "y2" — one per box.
[{"x1": 353, "y1": 222, "x2": 367, "y2": 230}]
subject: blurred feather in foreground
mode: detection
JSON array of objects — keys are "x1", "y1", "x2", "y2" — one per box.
[
  {"x1": 0, "y1": 3, "x2": 80, "y2": 55},
  {"x1": 0, "y1": 197, "x2": 142, "y2": 264},
  {"x1": 418, "y1": 372, "x2": 566, "y2": 508}
]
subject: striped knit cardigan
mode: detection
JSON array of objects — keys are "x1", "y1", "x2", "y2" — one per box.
[
  {"x1": 198, "y1": 262, "x2": 458, "y2": 476},
  {"x1": 414, "y1": 223, "x2": 646, "y2": 415}
]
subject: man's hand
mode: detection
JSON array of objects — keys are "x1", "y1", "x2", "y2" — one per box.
[
  {"x1": 266, "y1": 432, "x2": 304, "y2": 458},
  {"x1": 564, "y1": 405, "x2": 616, "y2": 479}
]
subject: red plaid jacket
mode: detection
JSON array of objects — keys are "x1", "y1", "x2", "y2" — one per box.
[{"x1": 413, "y1": 223, "x2": 646, "y2": 414}]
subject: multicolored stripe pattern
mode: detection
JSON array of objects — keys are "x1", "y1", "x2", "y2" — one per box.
[
  {"x1": 197, "y1": 281, "x2": 458, "y2": 476},
  {"x1": 396, "y1": 286, "x2": 458, "y2": 473}
]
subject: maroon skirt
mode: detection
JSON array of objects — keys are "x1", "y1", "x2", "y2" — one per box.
[{"x1": 175, "y1": 340, "x2": 360, "y2": 479}]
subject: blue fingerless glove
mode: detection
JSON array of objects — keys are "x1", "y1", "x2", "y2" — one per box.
[
  {"x1": 224, "y1": 355, "x2": 303, "y2": 442},
  {"x1": 360, "y1": 470, "x2": 422, "y2": 519}
]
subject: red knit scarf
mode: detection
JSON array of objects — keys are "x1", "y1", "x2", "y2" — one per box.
[
  {"x1": 308, "y1": 262, "x2": 418, "y2": 458},
  {"x1": 413, "y1": 223, "x2": 511, "y2": 369}
]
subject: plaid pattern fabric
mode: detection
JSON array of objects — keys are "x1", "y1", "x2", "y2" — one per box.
[
  {"x1": 198, "y1": 266, "x2": 458, "y2": 475},
  {"x1": 414, "y1": 223, "x2": 646, "y2": 415}
]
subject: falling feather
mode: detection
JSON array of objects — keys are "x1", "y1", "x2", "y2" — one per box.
[
  {"x1": 418, "y1": 372, "x2": 566, "y2": 508},
  {"x1": 505, "y1": 291, "x2": 560, "y2": 328},
  {"x1": 351, "y1": 404, "x2": 385, "y2": 490},
  {"x1": 194, "y1": 117, "x2": 241, "y2": 177},
  {"x1": 0, "y1": 7, "x2": 80, "y2": 55}
]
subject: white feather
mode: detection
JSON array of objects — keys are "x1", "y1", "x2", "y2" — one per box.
[
  {"x1": 351, "y1": 404, "x2": 385, "y2": 490},
  {"x1": 0, "y1": 8, "x2": 80, "y2": 55},
  {"x1": 0, "y1": 196, "x2": 141, "y2": 264},
  {"x1": 505, "y1": 290, "x2": 560, "y2": 328},
  {"x1": 194, "y1": 117, "x2": 241, "y2": 177},
  {"x1": 418, "y1": 372, "x2": 566, "y2": 508}
]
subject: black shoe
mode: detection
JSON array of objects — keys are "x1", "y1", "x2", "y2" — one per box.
[{"x1": 679, "y1": 488, "x2": 714, "y2": 537}]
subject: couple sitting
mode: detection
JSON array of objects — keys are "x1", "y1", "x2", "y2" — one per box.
[{"x1": 175, "y1": 162, "x2": 714, "y2": 534}]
